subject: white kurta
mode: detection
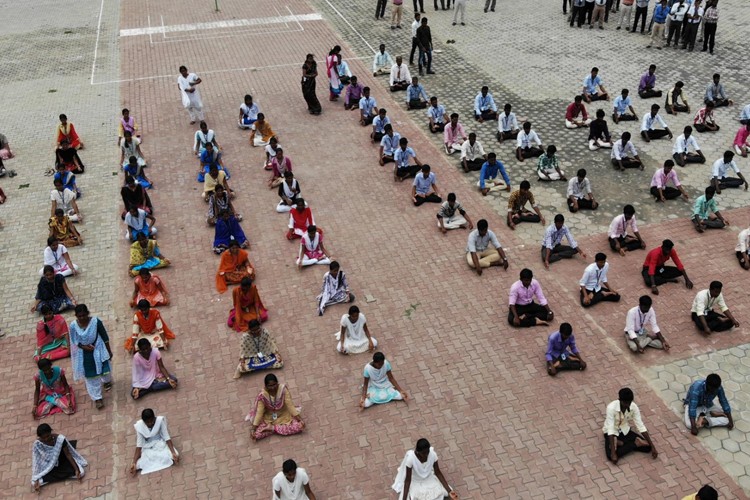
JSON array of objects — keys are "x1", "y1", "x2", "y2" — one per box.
[
  {"x1": 178, "y1": 73, "x2": 204, "y2": 121},
  {"x1": 135, "y1": 416, "x2": 177, "y2": 475},
  {"x1": 272, "y1": 468, "x2": 310, "y2": 500},
  {"x1": 335, "y1": 313, "x2": 377, "y2": 353},
  {"x1": 391, "y1": 448, "x2": 447, "y2": 500}
]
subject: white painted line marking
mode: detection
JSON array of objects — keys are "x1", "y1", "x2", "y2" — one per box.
[
  {"x1": 324, "y1": 0, "x2": 375, "y2": 54},
  {"x1": 119, "y1": 13, "x2": 323, "y2": 37},
  {"x1": 90, "y1": 0, "x2": 105, "y2": 85}
]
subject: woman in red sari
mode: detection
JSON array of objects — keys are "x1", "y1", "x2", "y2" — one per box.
[
  {"x1": 55, "y1": 114, "x2": 83, "y2": 149},
  {"x1": 130, "y1": 269, "x2": 170, "y2": 307},
  {"x1": 34, "y1": 305, "x2": 71, "y2": 361},
  {"x1": 33, "y1": 359, "x2": 76, "y2": 419},
  {"x1": 125, "y1": 300, "x2": 176, "y2": 353},
  {"x1": 229, "y1": 277, "x2": 268, "y2": 332},
  {"x1": 216, "y1": 240, "x2": 255, "y2": 293}
]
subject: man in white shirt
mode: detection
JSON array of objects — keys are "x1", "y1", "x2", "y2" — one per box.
[
  {"x1": 516, "y1": 121, "x2": 544, "y2": 162},
  {"x1": 379, "y1": 124, "x2": 401, "y2": 165},
  {"x1": 474, "y1": 86, "x2": 498, "y2": 122},
  {"x1": 372, "y1": 44, "x2": 394, "y2": 76},
  {"x1": 640, "y1": 103, "x2": 672, "y2": 142},
  {"x1": 497, "y1": 104, "x2": 520, "y2": 142},
  {"x1": 273, "y1": 459, "x2": 317, "y2": 500},
  {"x1": 580, "y1": 253, "x2": 620, "y2": 307},
  {"x1": 602, "y1": 387, "x2": 658, "y2": 464},
  {"x1": 691, "y1": 281, "x2": 739, "y2": 334},
  {"x1": 409, "y1": 13, "x2": 421, "y2": 65},
  {"x1": 611, "y1": 132, "x2": 643, "y2": 170},
  {"x1": 666, "y1": 0, "x2": 688, "y2": 47},
  {"x1": 567, "y1": 169, "x2": 598, "y2": 212},
  {"x1": 681, "y1": 0, "x2": 703, "y2": 51},
  {"x1": 466, "y1": 219, "x2": 508, "y2": 275},
  {"x1": 389, "y1": 56, "x2": 411, "y2": 91},
  {"x1": 711, "y1": 150, "x2": 748, "y2": 193},
  {"x1": 608, "y1": 205, "x2": 645, "y2": 255},
  {"x1": 624, "y1": 295, "x2": 670, "y2": 353},
  {"x1": 736, "y1": 225, "x2": 750, "y2": 270},
  {"x1": 650, "y1": 160, "x2": 689, "y2": 202},
  {"x1": 238, "y1": 95, "x2": 260, "y2": 129},
  {"x1": 672, "y1": 126, "x2": 705, "y2": 166},
  {"x1": 460, "y1": 133, "x2": 486, "y2": 172}
]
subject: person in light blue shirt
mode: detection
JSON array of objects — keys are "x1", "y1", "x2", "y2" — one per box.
[
  {"x1": 379, "y1": 125, "x2": 401, "y2": 165},
  {"x1": 478, "y1": 153, "x2": 511, "y2": 196},
  {"x1": 393, "y1": 137, "x2": 422, "y2": 181},
  {"x1": 474, "y1": 86, "x2": 498, "y2": 122},
  {"x1": 612, "y1": 89, "x2": 638, "y2": 123},
  {"x1": 411, "y1": 165, "x2": 442, "y2": 206},
  {"x1": 683, "y1": 374, "x2": 732, "y2": 435},
  {"x1": 740, "y1": 103, "x2": 750, "y2": 125},
  {"x1": 371, "y1": 109, "x2": 390, "y2": 142},
  {"x1": 582, "y1": 67, "x2": 609, "y2": 102},
  {"x1": 692, "y1": 186, "x2": 725, "y2": 232},
  {"x1": 427, "y1": 96, "x2": 448, "y2": 133},
  {"x1": 405, "y1": 76, "x2": 428, "y2": 109},
  {"x1": 358, "y1": 87, "x2": 378, "y2": 126}
]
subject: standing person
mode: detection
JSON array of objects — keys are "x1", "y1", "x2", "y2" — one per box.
[
  {"x1": 129, "y1": 409, "x2": 179, "y2": 476},
  {"x1": 392, "y1": 439, "x2": 459, "y2": 500},
  {"x1": 360, "y1": 352, "x2": 409, "y2": 409},
  {"x1": 273, "y1": 459, "x2": 317, "y2": 500},
  {"x1": 682, "y1": 0, "x2": 703, "y2": 50},
  {"x1": 69, "y1": 304, "x2": 113, "y2": 410},
  {"x1": 603, "y1": 388, "x2": 658, "y2": 464},
  {"x1": 590, "y1": 0, "x2": 607, "y2": 29},
  {"x1": 571, "y1": 0, "x2": 587, "y2": 28},
  {"x1": 376, "y1": 0, "x2": 387, "y2": 19},
  {"x1": 31, "y1": 424, "x2": 88, "y2": 492},
  {"x1": 390, "y1": 0, "x2": 404, "y2": 29},
  {"x1": 413, "y1": 0, "x2": 425, "y2": 13},
  {"x1": 326, "y1": 46, "x2": 343, "y2": 101},
  {"x1": 410, "y1": 13, "x2": 422, "y2": 65},
  {"x1": 647, "y1": 0, "x2": 669, "y2": 48},
  {"x1": 701, "y1": 0, "x2": 718, "y2": 54},
  {"x1": 177, "y1": 66, "x2": 204, "y2": 124},
  {"x1": 301, "y1": 54, "x2": 322, "y2": 115},
  {"x1": 484, "y1": 0, "x2": 496, "y2": 12},
  {"x1": 416, "y1": 17, "x2": 434, "y2": 76},
  {"x1": 453, "y1": 0, "x2": 467, "y2": 25},
  {"x1": 632, "y1": 0, "x2": 650, "y2": 33},
  {"x1": 666, "y1": 0, "x2": 688, "y2": 47}
]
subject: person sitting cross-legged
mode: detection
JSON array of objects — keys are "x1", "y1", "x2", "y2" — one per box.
[
  {"x1": 125, "y1": 206, "x2": 157, "y2": 242},
  {"x1": 516, "y1": 121, "x2": 544, "y2": 161},
  {"x1": 651, "y1": 160, "x2": 689, "y2": 202},
  {"x1": 588, "y1": 110, "x2": 613, "y2": 150},
  {"x1": 603, "y1": 387, "x2": 658, "y2": 465},
  {"x1": 474, "y1": 86, "x2": 498, "y2": 122},
  {"x1": 249, "y1": 113, "x2": 276, "y2": 148},
  {"x1": 693, "y1": 101, "x2": 720, "y2": 133},
  {"x1": 736, "y1": 225, "x2": 750, "y2": 270},
  {"x1": 733, "y1": 123, "x2": 750, "y2": 158},
  {"x1": 412, "y1": 165, "x2": 442, "y2": 206},
  {"x1": 608, "y1": 204, "x2": 645, "y2": 255},
  {"x1": 537, "y1": 145, "x2": 566, "y2": 181},
  {"x1": 389, "y1": 56, "x2": 411, "y2": 91},
  {"x1": 359, "y1": 87, "x2": 378, "y2": 126},
  {"x1": 567, "y1": 169, "x2": 598, "y2": 212},
  {"x1": 345, "y1": 76, "x2": 364, "y2": 110},
  {"x1": 443, "y1": 113, "x2": 467, "y2": 155},
  {"x1": 379, "y1": 124, "x2": 401, "y2": 166},
  {"x1": 683, "y1": 374, "x2": 733, "y2": 435},
  {"x1": 638, "y1": 65, "x2": 662, "y2": 99},
  {"x1": 508, "y1": 268, "x2": 553, "y2": 327},
  {"x1": 31, "y1": 423, "x2": 88, "y2": 492},
  {"x1": 273, "y1": 460, "x2": 318, "y2": 500},
  {"x1": 460, "y1": 133, "x2": 486, "y2": 172},
  {"x1": 692, "y1": 186, "x2": 727, "y2": 232},
  {"x1": 672, "y1": 126, "x2": 705, "y2": 166},
  {"x1": 238, "y1": 94, "x2": 260, "y2": 129},
  {"x1": 359, "y1": 352, "x2": 409, "y2": 410},
  {"x1": 704, "y1": 73, "x2": 732, "y2": 108},
  {"x1": 405, "y1": 76, "x2": 429, "y2": 109},
  {"x1": 624, "y1": 295, "x2": 670, "y2": 353},
  {"x1": 665, "y1": 81, "x2": 690, "y2": 115},
  {"x1": 126, "y1": 300, "x2": 176, "y2": 354},
  {"x1": 565, "y1": 95, "x2": 591, "y2": 129},
  {"x1": 234, "y1": 320, "x2": 283, "y2": 378},
  {"x1": 541, "y1": 214, "x2": 587, "y2": 268},
  {"x1": 297, "y1": 225, "x2": 331, "y2": 269},
  {"x1": 246, "y1": 374, "x2": 305, "y2": 441},
  {"x1": 130, "y1": 338, "x2": 178, "y2": 400},
  {"x1": 611, "y1": 132, "x2": 643, "y2": 170},
  {"x1": 640, "y1": 104, "x2": 672, "y2": 142},
  {"x1": 580, "y1": 252, "x2": 621, "y2": 307},
  {"x1": 612, "y1": 89, "x2": 638, "y2": 123},
  {"x1": 478, "y1": 152, "x2": 511, "y2": 195},
  {"x1": 427, "y1": 96, "x2": 448, "y2": 133},
  {"x1": 393, "y1": 137, "x2": 422, "y2": 181},
  {"x1": 287, "y1": 198, "x2": 316, "y2": 240},
  {"x1": 691, "y1": 281, "x2": 739, "y2": 334},
  {"x1": 466, "y1": 219, "x2": 508, "y2": 275},
  {"x1": 497, "y1": 103, "x2": 520, "y2": 142},
  {"x1": 437, "y1": 193, "x2": 473, "y2": 234},
  {"x1": 336, "y1": 305, "x2": 377, "y2": 355},
  {"x1": 316, "y1": 260, "x2": 355, "y2": 316},
  {"x1": 642, "y1": 239, "x2": 693, "y2": 295},
  {"x1": 276, "y1": 171, "x2": 302, "y2": 213},
  {"x1": 507, "y1": 180, "x2": 545, "y2": 230},
  {"x1": 582, "y1": 67, "x2": 609, "y2": 102},
  {"x1": 545, "y1": 322, "x2": 587, "y2": 376},
  {"x1": 711, "y1": 150, "x2": 748, "y2": 194},
  {"x1": 213, "y1": 209, "x2": 248, "y2": 254},
  {"x1": 371, "y1": 108, "x2": 390, "y2": 142}
]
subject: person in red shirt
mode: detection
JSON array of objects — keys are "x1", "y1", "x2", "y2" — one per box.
[
  {"x1": 286, "y1": 198, "x2": 318, "y2": 240},
  {"x1": 565, "y1": 95, "x2": 591, "y2": 129},
  {"x1": 641, "y1": 239, "x2": 694, "y2": 295}
]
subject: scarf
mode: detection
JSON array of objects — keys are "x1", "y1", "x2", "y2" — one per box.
[
  {"x1": 317, "y1": 271, "x2": 346, "y2": 315},
  {"x1": 31, "y1": 434, "x2": 87, "y2": 483},
  {"x1": 39, "y1": 366, "x2": 62, "y2": 387},
  {"x1": 134, "y1": 416, "x2": 169, "y2": 446},
  {"x1": 302, "y1": 231, "x2": 320, "y2": 252},
  {"x1": 69, "y1": 317, "x2": 110, "y2": 380},
  {"x1": 281, "y1": 179, "x2": 298, "y2": 199},
  {"x1": 245, "y1": 385, "x2": 288, "y2": 422}
]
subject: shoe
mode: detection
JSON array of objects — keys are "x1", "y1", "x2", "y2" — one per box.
[
  {"x1": 427, "y1": 70, "x2": 435, "y2": 74},
  {"x1": 656, "y1": 46, "x2": 662, "y2": 50},
  {"x1": 390, "y1": 26, "x2": 396, "y2": 29},
  {"x1": 461, "y1": 22, "x2": 465, "y2": 25},
  {"x1": 589, "y1": 24, "x2": 593, "y2": 29},
  {"x1": 616, "y1": 26, "x2": 621, "y2": 30},
  {"x1": 625, "y1": 27, "x2": 630, "y2": 31},
  {"x1": 484, "y1": 8, "x2": 488, "y2": 12},
  {"x1": 701, "y1": 48, "x2": 707, "y2": 52},
  {"x1": 397, "y1": 25, "x2": 402, "y2": 28},
  {"x1": 710, "y1": 51, "x2": 714, "y2": 55},
  {"x1": 419, "y1": 68, "x2": 424, "y2": 76},
  {"x1": 491, "y1": 8, "x2": 495, "y2": 11},
  {"x1": 646, "y1": 45, "x2": 651, "y2": 48},
  {"x1": 599, "y1": 26, "x2": 603, "y2": 29},
  {"x1": 452, "y1": 21, "x2": 456, "y2": 25}
]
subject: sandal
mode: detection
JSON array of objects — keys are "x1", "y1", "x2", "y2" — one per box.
[{"x1": 95, "y1": 399, "x2": 104, "y2": 409}]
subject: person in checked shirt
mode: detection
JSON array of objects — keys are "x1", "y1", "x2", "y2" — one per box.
[
  {"x1": 683, "y1": 374, "x2": 733, "y2": 435},
  {"x1": 541, "y1": 214, "x2": 587, "y2": 268},
  {"x1": 602, "y1": 387, "x2": 658, "y2": 464}
]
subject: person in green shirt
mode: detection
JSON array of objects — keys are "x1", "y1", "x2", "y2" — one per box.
[{"x1": 692, "y1": 186, "x2": 726, "y2": 233}]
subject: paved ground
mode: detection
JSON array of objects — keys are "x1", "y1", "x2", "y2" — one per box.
[{"x1": 1, "y1": 0, "x2": 750, "y2": 498}]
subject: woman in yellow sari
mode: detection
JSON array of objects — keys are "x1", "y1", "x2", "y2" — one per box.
[
  {"x1": 49, "y1": 209, "x2": 83, "y2": 248},
  {"x1": 229, "y1": 277, "x2": 268, "y2": 332},
  {"x1": 129, "y1": 233, "x2": 170, "y2": 277},
  {"x1": 216, "y1": 240, "x2": 255, "y2": 293}
]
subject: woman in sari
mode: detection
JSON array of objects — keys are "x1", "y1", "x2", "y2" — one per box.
[
  {"x1": 229, "y1": 277, "x2": 268, "y2": 331},
  {"x1": 207, "y1": 184, "x2": 241, "y2": 226},
  {"x1": 49, "y1": 208, "x2": 83, "y2": 248},
  {"x1": 129, "y1": 232, "x2": 170, "y2": 277},
  {"x1": 69, "y1": 304, "x2": 113, "y2": 409},
  {"x1": 246, "y1": 374, "x2": 304, "y2": 441},
  {"x1": 121, "y1": 175, "x2": 153, "y2": 218},
  {"x1": 213, "y1": 209, "x2": 248, "y2": 254},
  {"x1": 301, "y1": 54, "x2": 322, "y2": 115},
  {"x1": 326, "y1": 46, "x2": 343, "y2": 101},
  {"x1": 130, "y1": 269, "x2": 170, "y2": 307},
  {"x1": 55, "y1": 114, "x2": 84, "y2": 149},
  {"x1": 392, "y1": 439, "x2": 459, "y2": 500},
  {"x1": 125, "y1": 300, "x2": 176, "y2": 353},
  {"x1": 33, "y1": 358, "x2": 76, "y2": 419},
  {"x1": 34, "y1": 305, "x2": 71, "y2": 361},
  {"x1": 31, "y1": 266, "x2": 76, "y2": 314},
  {"x1": 234, "y1": 320, "x2": 283, "y2": 379},
  {"x1": 31, "y1": 424, "x2": 87, "y2": 492},
  {"x1": 130, "y1": 409, "x2": 179, "y2": 476},
  {"x1": 317, "y1": 261, "x2": 354, "y2": 316},
  {"x1": 216, "y1": 240, "x2": 255, "y2": 293}
]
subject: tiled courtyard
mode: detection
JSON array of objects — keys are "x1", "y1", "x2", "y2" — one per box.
[{"x1": 1, "y1": 0, "x2": 750, "y2": 497}]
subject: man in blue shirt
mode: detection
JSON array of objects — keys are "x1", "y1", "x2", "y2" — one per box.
[
  {"x1": 647, "y1": 0, "x2": 669, "y2": 49},
  {"x1": 474, "y1": 86, "x2": 498, "y2": 122},
  {"x1": 405, "y1": 76, "x2": 428, "y2": 109},
  {"x1": 546, "y1": 323, "x2": 586, "y2": 376},
  {"x1": 393, "y1": 137, "x2": 422, "y2": 181},
  {"x1": 478, "y1": 153, "x2": 511, "y2": 196},
  {"x1": 582, "y1": 67, "x2": 609, "y2": 102},
  {"x1": 411, "y1": 165, "x2": 442, "y2": 206},
  {"x1": 358, "y1": 87, "x2": 378, "y2": 126},
  {"x1": 683, "y1": 374, "x2": 732, "y2": 435},
  {"x1": 371, "y1": 108, "x2": 390, "y2": 142},
  {"x1": 427, "y1": 96, "x2": 448, "y2": 133}
]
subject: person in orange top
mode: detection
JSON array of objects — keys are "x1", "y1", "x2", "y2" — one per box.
[
  {"x1": 130, "y1": 269, "x2": 170, "y2": 307},
  {"x1": 286, "y1": 198, "x2": 318, "y2": 240},
  {"x1": 641, "y1": 239, "x2": 694, "y2": 295},
  {"x1": 55, "y1": 114, "x2": 84, "y2": 150},
  {"x1": 125, "y1": 300, "x2": 176, "y2": 353},
  {"x1": 249, "y1": 113, "x2": 277, "y2": 148},
  {"x1": 216, "y1": 240, "x2": 255, "y2": 293},
  {"x1": 229, "y1": 277, "x2": 268, "y2": 332},
  {"x1": 34, "y1": 305, "x2": 71, "y2": 362}
]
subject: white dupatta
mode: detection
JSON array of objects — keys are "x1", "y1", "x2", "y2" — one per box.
[{"x1": 31, "y1": 434, "x2": 87, "y2": 484}]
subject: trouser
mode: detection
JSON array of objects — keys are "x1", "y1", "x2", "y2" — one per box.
[
  {"x1": 604, "y1": 432, "x2": 651, "y2": 461},
  {"x1": 438, "y1": 215, "x2": 467, "y2": 230},
  {"x1": 566, "y1": 118, "x2": 592, "y2": 128},
  {"x1": 298, "y1": 255, "x2": 332, "y2": 266},
  {"x1": 666, "y1": 21, "x2": 681, "y2": 46},
  {"x1": 518, "y1": 146, "x2": 544, "y2": 159},
  {"x1": 186, "y1": 104, "x2": 204, "y2": 122},
  {"x1": 497, "y1": 130, "x2": 519, "y2": 141},
  {"x1": 509, "y1": 210, "x2": 540, "y2": 225},
  {"x1": 345, "y1": 97, "x2": 360, "y2": 110},
  {"x1": 707, "y1": 98, "x2": 730, "y2": 108},
  {"x1": 430, "y1": 122, "x2": 445, "y2": 133},
  {"x1": 692, "y1": 311, "x2": 733, "y2": 332},
  {"x1": 638, "y1": 88, "x2": 662, "y2": 99},
  {"x1": 626, "y1": 333, "x2": 663, "y2": 352},
  {"x1": 609, "y1": 235, "x2": 641, "y2": 252},
  {"x1": 650, "y1": 22, "x2": 665, "y2": 47},
  {"x1": 570, "y1": 6, "x2": 585, "y2": 26},
  {"x1": 568, "y1": 197, "x2": 596, "y2": 212},
  {"x1": 666, "y1": 103, "x2": 688, "y2": 114},
  {"x1": 414, "y1": 193, "x2": 442, "y2": 206},
  {"x1": 410, "y1": 37, "x2": 419, "y2": 64},
  {"x1": 585, "y1": 1, "x2": 594, "y2": 23},
  {"x1": 463, "y1": 158, "x2": 484, "y2": 171},
  {"x1": 591, "y1": 5, "x2": 605, "y2": 27},
  {"x1": 413, "y1": 0, "x2": 424, "y2": 11},
  {"x1": 717, "y1": 177, "x2": 744, "y2": 189},
  {"x1": 682, "y1": 22, "x2": 699, "y2": 49},
  {"x1": 395, "y1": 165, "x2": 421, "y2": 179},
  {"x1": 538, "y1": 169, "x2": 565, "y2": 180},
  {"x1": 580, "y1": 287, "x2": 621, "y2": 307},
  {"x1": 84, "y1": 372, "x2": 113, "y2": 401},
  {"x1": 484, "y1": 0, "x2": 496, "y2": 10},
  {"x1": 372, "y1": 131, "x2": 384, "y2": 142},
  {"x1": 391, "y1": 4, "x2": 403, "y2": 25},
  {"x1": 650, "y1": 185, "x2": 681, "y2": 200},
  {"x1": 611, "y1": 157, "x2": 641, "y2": 169},
  {"x1": 453, "y1": 0, "x2": 466, "y2": 22},
  {"x1": 563, "y1": 0, "x2": 571, "y2": 13},
  {"x1": 684, "y1": 405, "x2": 730, "y2": 429},
  {"x1": 641, "y1": 129, "x2": 669, "y2": 140},
  {"x1": 694, "y1": 123, "x2": 720, "y2": 133},
  {"x1": 632, "y1": 5, "x2": 647, "y2": 32},
  {"x1": 617, "y1": 4, "x2": 632, "y2": 28},
  {"x1": 376, "y1": 0, "x2": 387, "y2": 18},
  {"x1": 613, "y1": 112, "x2": 636, "y2": 121},
  {"x1": 703, "y1": 22, "x2": 716, "y2": 52},
  {"x1": 641, "y1": 265, "x2": 681, "y2": 287},
  {"x1": 693, "y1": 214, "x2": 725, "y2": 229},
  {"x1": 434, "y1": 0, "x2": 444, "y2": 9},
  {"x1": 541, "y1": 244, "x2": 577, "y2": 264},
  {"x1": 390, "y1": 81, "x2": 410, "y2": 91},
  {"x1": 589, "y1": 138, "x2": 613, "y2": 150},
  {"x1": 362, "y1": 114, "x2": 375, "y2": 126},
  {"x1": 132, "y1": 376, "x2": 178, "y2": 399},
  {"x1": 604, "y1": 0, "x2": 613, "y2": 21},
  {"x1": 549, "y1": 354, "x2": 582, "y2": 371},
  {"x1": 477, "y1": 110, "x2": 497, "y2": 121},
  {"x1": 508, "y1": 302, "x2": 549, "y2": 327},
  {"x1": 418, "y1": 48, "x2": 432, "y2": 72},
  {"x1": 408, "y1": 99, "x2": 427, "y2": 109},
  {"x1": 42, "y1": 440, "x2": 79, "y2": 484},
  {"x1": 467, "y1": 248, "x2": 500, "y2": 268}
]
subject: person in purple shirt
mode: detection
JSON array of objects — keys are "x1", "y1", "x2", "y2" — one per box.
[
  {"x1": 546, "y1": 323, "x2": 587, "y2": 376},
  {"x1": 508, "y1": 268, "x2": 554, "y2": 328},
  {"x1": 638, "y1": 65, "x2": 662, "y2": 99},
  {"x1": 344, "y1": 76, "x2": 364, "y2": 110}
]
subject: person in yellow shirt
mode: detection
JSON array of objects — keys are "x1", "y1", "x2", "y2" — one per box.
[{"x1": 681, "y1": 484, "x2": 717, "y2": 500}]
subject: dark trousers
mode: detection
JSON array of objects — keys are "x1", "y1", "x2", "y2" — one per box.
[
  {"x1": 43, "y1": 440, "x2": 78, "y2": 484},
  {"x1": 434, "y1": 0, "x2": 445, "y2": 9},
  {"x1": 132, "y1": 377, "x2": 177, "y2": 399},
  {"x1": 611, "y1": 157, "x2": 641, "y2": 169},
  {"x1": 585, "y1": 1, "x2": 594, "y2": 23},
  {"x1": 463, "y1": 158, "x2": 485, "y2": 172},
  {"x1": 519, "y1": 146, "x2": 544, "y2": 159},
  {"x1": 570, "y1": 6, "x2": 585, "y2": 26},
  {"x1": 666, "y1": 103, "x2": 689, "y2": 114},
  {"x1": 395, "y1": 165, "x2": 421, "y2": 179},
  {"x1": 692, "y1": 311, "x2": 734, "y2": 332},
  {"x1": 609, "y1": 236, "x2": 641, "y2": 252},
  {"x1": 718, "y1": 177, "x2": 745, "y2": 189},
  {"x1": 563, "y1": 0, "x2": 571, "y2": 13},
  {"x1": 550, "y1": 354, "x2": 582, "y2": 371},
  {"x1": 650, "y1": 185, "x2": 681, "y2": 200},
  {"x1": 672, "y1": 152, "x2": 705, "y2": 166},
  {"x1": 641, "y1": 265, "x2": 682, "y2": 287},
  {"x1": 376, "y1": 0, "x2": 387, "y2": 18},
  {"x1": 372, "y1": 131, "x2": 384, "y2": 142},
  {"x1": 408, "y1": 99, "x2": 427, "y2": 109},
  {"x1": 418, "y1": 48, "x2": 432, "y2": 72},
  {"x1": 604, "y1": 432, "x2": 651, "y2": 462},
  {"x1": 703, "y1": 23, "x2": 717, "y2": 53},
  {"x1": 613, "y1": 112, "x2": 637, "y2": 121},
  {"x1": 693, "y1": 214, "x2": 725, "y2": 229},
  {"x1": 641, "y1": 129, "x2": 669, "y2": 140},
  {"x1": 682, "y1": 22, "x2": 700, "y2": 49},
  {"x1": 632, "y1": 6, "x2": 647, "y2": 33},
  {"x1": 567, "y1": 197, "x2": 596, "y2": 212},
  {"x1": 541, "y1": 244, "x2": 577, "y2": 264},
  {"x1": 694, "y1": 123, "x2": 720, "y2": 133},
  {"x1": 509, "y1": 211, "x2": 540, "y2": 225},
  {"x1": 429, "y1": 122, "x2": 445, "y2": 133},
  {"x1": 413, "y1": 0, "x2": 425, "y2": 11},
  {"x1": 414, "y1": 193, "x2": 442, "y2": 206},
  {"x1": 580, "y1": 287, "x2": 621, "y2": 308},
  {"x1": 638, "y1": 89, "x2": 662, "y2": 99},
  {"x1": 410, "y1": 37, "x2": 419, "y2": 64},
  {"x1": 477, "y1": 110, "x2": 498, "y2": 121},
  {"x1": 666, "y1": 21, "x2": 682, "y2": 46},
  {"x1": 497, "y1": 130, "x2": 519, "y2": 141},
  {"x1": 508, "y1": 303, "x2": 549, "y2": 328},
  {"x1": 604, "y1": 0, "x2": 614, "y2": 21}
]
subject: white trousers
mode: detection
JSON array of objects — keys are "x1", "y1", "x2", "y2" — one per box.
[
  {"x1": 39, "y1": 263, "x2": 79, "y2": 277},
  {"x1": 437, "y1": 215, "x2": 467, "y2": 230},
  {"x1": 253, "y1": 136, "x2": 269, "y2": 148},
  {"x1": 476, "y1": 179, "x2": 506, "y2": 190},
  {"x1": 297, "y1": 256, "x2": 332, "y2": 267},
  {"x1": 453, "y1": 0, "x2": 466, "y2": 22},
  {"x1": 537, "y1": 169, "x2": 565, "y2": 181},
  {"x1": 84, "y1": 372, "x2": 112, "y2": 401},
  {"x1": 589, "y1": 139, "x2": 613, "y2": 150},
  {"x1": 683, "y1": 405, "x2": 730, "y2": 429},
  {"x1": 566, "y1": 118, "x2": 592, "y2": 129},
  {"x1": 276, "y1": 201, "x2": 293, "y2": 213},
  {"x1": 445, "y1": 142, "x2": 463, "y2": 155},
  {"x1": 186, "y1": 103, "x2": 204, "y2": 122}
]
